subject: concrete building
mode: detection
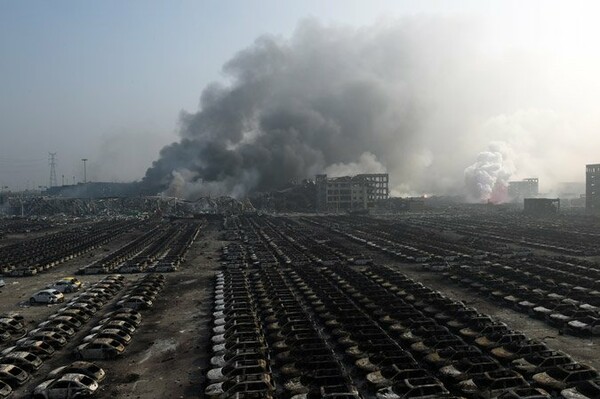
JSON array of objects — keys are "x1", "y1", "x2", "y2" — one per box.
[
  {"x1": 316, "y1": 173, "x2": 389, "y2": 211},
  {"x1": 586, "y1": 164, "x2": 600, "y2": 213},
  {"x1": 508, "y1": 178, "x2": 539, "y2": 201}
]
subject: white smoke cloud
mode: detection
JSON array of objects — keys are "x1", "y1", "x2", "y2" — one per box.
[
  {"x1": 468, "y1": 109, "x2": 591, "y2": 197},
  {"x1": 464, "y1": 142, "x2": 515, "y2": 203},
  {"x1": 164, "y1": 168, "x2": 260, "y2": 200},
  {"x1": 164, "y1": 169, "x2": 194, "y2": 198},
  {"x1": 324, "y1": 152, "x2": 386, "y2": 177}
]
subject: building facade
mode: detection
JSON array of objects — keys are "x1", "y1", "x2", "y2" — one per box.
[
  {"x1": 586, "y1": 164, "x2": 600, "y2": 213},
  {"x1": 316, "y1": 173, "x2": 389, "y2": 211},
  {"x1": 508, "y1": 178, "x2": 539, "y2": 200}
]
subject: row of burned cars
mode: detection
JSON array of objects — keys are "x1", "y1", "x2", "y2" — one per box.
[
  {"x1": 307, "y1": 216, "x2": 494, "y2": 264},
  {"x1": 0, "y1": 219, "x2": 141, "y2": 277},
  {"x1": 207, "y1": 217, "x2": 368, "y2": 398},
  {"x1": 444, "y1": 257, "x2": 600, "y2": 337},
  {"x1": 206, "y1": 215, "x2": 600, "y2": 399},
  {"x1": 78, "y1": 222, "x2": 199, "y2": 275},
  {"x1": 73, "y1": 274, "x2": 164, "y2": 361},
  {"x1": 0, "y1": 275, "x2": 124, "y2": 398},
  {"x1": 0, "y1": 273, "x2": 164, "y2": 398},
  {"x1": 410, "y1": 213, "x2": 600, "y2": 257},
  {"x1": 0, "y1": 219, "x2": 55, "y2": 238},
  {"x1": 310, "y1": 215, "x2": 600, "y2": 338},
  {"x1": 207, "y1": 260, "x2": 367, "y2": 398}
]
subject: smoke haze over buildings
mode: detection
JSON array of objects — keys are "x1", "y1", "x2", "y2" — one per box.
[
  {"x1": 141, "y1": 15, "x2": 600, "y2": 201},
  {"x1": 5, "y1": 3, "x2": 600, "y2": 200}
]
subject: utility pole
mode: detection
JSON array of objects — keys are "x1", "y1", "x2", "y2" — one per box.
[
  {"x1": 61, "y1": 175, "x2": 65, "y2": 186},
  {"x1": 48, "y1": 152, "x2": 57, "y2": 187},
  {"x1": 81, "y1": 159, "x2": 88, "y2": 184}
]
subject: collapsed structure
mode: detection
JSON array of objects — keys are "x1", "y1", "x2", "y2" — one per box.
[{"x1": 315, "y1": 173, "x2": 389, "y2": 212}]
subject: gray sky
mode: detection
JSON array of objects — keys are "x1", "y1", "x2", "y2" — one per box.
[{"x1": 1, "y1": 0, "x2": 599, "y2": 192}]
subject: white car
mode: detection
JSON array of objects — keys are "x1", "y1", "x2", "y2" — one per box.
[
  {"x1": 30, "y1": 290, "x2": 64, "y2": 305},
  {"x1": 33, "y1": 373, "x2": 98, "y2": 399},
  {"x1": 47, "y1": 280, "x2": 79, "y2": 294}
]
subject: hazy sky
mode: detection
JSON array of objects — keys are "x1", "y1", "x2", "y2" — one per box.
[{"x1": 1, "y1": 0, "x2": 599, "y2": 191}]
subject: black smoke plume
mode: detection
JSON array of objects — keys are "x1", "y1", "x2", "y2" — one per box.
[
  {"x1": 142, "y1": 18, "x2": 490, "y2": 198},
  {"x1": 147, "y1": 16, "x2": 588, "y2": 200}
]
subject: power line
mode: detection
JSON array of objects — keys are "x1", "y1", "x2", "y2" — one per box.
[
  {"x1": 49, "y1": 152, "x2": 57, "y2": 187},
  {"x1": 81, "y1": 158, "x2": 88, "y2": 184}
]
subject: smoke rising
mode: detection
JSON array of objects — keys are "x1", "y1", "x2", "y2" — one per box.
[
  {"x1": 325, "y1": 152, "x2": 387, "y2": 177},
  {"x1": 464, "y1": 142, "x2": 515, "y2": 203},
  {"x1": 143, "y1": 17, "x2": 487, "y2": 198},
  {"x1": 143, "y1": 17, "x2": 600, "y2": 200}
]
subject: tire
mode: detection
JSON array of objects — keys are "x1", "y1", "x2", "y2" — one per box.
[{"x1": 29, "y1": 298, "x2": 36, "y2": 305}]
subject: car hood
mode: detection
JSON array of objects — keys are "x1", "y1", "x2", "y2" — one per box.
[
  {"x1": 568, "y1": 320, "x2": 589, "y2": 328},
  {"x1": 512, "y1": 358, "x2": 535, "y2": 370},
  {"x1": 491, "y1": 347, "x2": 513, "y2": 358},
  {"x1": 439, "y1": 365, "x2": 461, "y2": 377},
  {"x1": 561, "y1": 387, "x2": 595, "y2": 399},
  {"x1": 532, "y1": 372, "x2": 563, "y2": 389},
  {"x1": 366, "y1": 371, "x2": 387, "y2": 385},
  {"x1": 33, "y1": 379, "x2": 54, "y2": 394},
  {"x1": 204, "y1": 381, "x2": 225, "y2": 396},
  {"x1": 457, "y1": 378, "x2": 478, "y2": 392},
  {"x1": 375, "y1": 386, "x2": 400, "y2": 399}
]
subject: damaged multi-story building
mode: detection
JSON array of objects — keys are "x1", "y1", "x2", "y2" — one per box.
[
  {"x1": 315, "y1": 173, "x2": 389, "y2": 212},
  {"x1": 508, "y1": 178, "x2": 539, "y2": 201},
  {"x1": 586, "y1": 163, "x2": 600, "y2": 213}
]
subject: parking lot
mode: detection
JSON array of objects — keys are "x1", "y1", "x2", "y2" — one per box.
[
  {"x1": 0, "y1": 218, "x2": 214, "y2": 398},
  {"x1": 1, "y1": 213, "x2": 600, "y2": 398}
]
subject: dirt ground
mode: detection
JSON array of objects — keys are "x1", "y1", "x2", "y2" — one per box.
[{"x1": 93, "y1": 224, "x2": 223, "y2": 399}]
